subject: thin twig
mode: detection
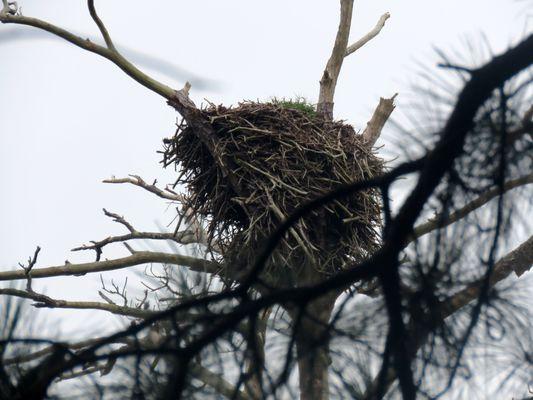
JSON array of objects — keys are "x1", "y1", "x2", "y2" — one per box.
[
  {"x1": 103, "y1": 175, "x2": 184, "y2": 201},
  {"x1": 87, "y1": 0, "x2": 116, "y2": 51}
]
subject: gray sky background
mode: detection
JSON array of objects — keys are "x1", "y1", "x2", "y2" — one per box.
[{"x1": 0, "y1": 0, "x2": 530, "y2": 343}]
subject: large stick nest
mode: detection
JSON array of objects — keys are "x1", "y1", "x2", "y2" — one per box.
[{"x1": 163, "y1": 101, "x2": 384, "y2": 286}]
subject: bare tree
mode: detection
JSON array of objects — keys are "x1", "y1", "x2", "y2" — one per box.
[{"x1": 1, "y1": 1, "x2": 532, "y2": 400}]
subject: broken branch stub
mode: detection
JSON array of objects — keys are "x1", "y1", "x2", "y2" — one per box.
[{"x1": 362, "y1": 94, "x2": 397, "y2": 147}]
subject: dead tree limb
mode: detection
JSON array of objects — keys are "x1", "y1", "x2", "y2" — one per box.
[
  {"x1": 317, "y1": 3, "x2": 390, "y2": 119},
  {"x1": 362, "y1": 93, "x2": 397, "y2": 147},
  {"x1": 0, "y1": 252, "x2": 221, "y2": 281}
]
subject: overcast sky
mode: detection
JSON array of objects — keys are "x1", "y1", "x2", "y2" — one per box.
[{"x1": 0, "y1": 1, "x2": 530, "y2": 338}]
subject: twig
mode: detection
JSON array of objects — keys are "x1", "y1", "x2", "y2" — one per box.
[
  {"x1": 87, "y1": 0, "x2": 117, "y2": 52},
  {"x1": 103, "y1": 208, "x2": 135, "y2": 232},
  {"x1": 18, "y1": 246, "x2": 41, "y2": 275},
  {"x1": 71, "y1": 209, "x2": 204, "y2": 260},
  {"x1": 103, "y1": 175, "x2": 184, "y2": 202}
]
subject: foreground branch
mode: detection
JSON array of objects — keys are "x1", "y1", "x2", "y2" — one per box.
[
  {"x1": 442, "y1": 234, "x2": 533, "y2": 315},
  {"x1": 363, "y1": 234, "x2": 533, "y2": 400},
  {"x1": 412, "y1": 173, "x2": 533, "y2": 240}
]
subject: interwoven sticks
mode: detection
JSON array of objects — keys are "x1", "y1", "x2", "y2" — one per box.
[{"x1": 163, "y1": 101, "x2": 384, "y2": 286}]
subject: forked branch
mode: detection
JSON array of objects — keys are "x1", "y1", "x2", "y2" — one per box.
[
  {"x1": 87, "y1": 0, "x2": 116, "y2": 52},
  {"x1": 0, "y1": 1, "x2": 175, "y2": 99},
  {"x1": 317, "y1": 2, "x2": 390, "y2": 120},
  {"x1": 103, "y1": 175, "x2": 184, "y2": 202}
]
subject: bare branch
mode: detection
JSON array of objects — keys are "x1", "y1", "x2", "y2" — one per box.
[
  {"x1": 87, "y1": 0, "x2": 116, "y2": 52},
  {"x1": 71, "y1": 208, "x2": 206, "y2": 260},
  {"x1": 103, "y1": 175, "x2": 184, "y2": 202},
  {"x1": 345, "y1": 12, "x2": 390, "y2": 57},
  {"x1": 0, "y1": 251, "x2": 221, "y2": 281},
  {"x1": 18, "y1": 246, "x2": 41, "y2": 275},
  {"x1": 0, "y1": 10, "x2": 175, "y2": 99},
  {"x1": 362, "y1": 93, "x2": 397, "y2": 147},
  {"x1": 72, "y1": 230, "x2": 199, "y2": 253},
  {"x1": 317, "y1": 5, "x2": 390, "y2": 119},
  {"x1": 317, "y1": 0, "x2": 354, "y2": 119},
  {"x1": 0, "y1": 287, "x2": 155, "y2": 318},
  {"x1": 412, "y1": 173, "x2": 533, "y2": 241},
  {"x1": 103, "y1": 208, "x2": 135, "y2": 232}
]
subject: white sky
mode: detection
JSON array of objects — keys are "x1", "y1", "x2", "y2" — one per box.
[{"x1": 0, "y1": 0, "x2": 530, "y2": 352}]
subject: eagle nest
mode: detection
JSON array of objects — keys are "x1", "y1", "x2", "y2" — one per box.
[{"x1": 162, "y1": 101, "x2": 384, "y2": 286}]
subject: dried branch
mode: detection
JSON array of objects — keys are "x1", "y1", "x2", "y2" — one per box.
[
  {"x1": 412, "y1": 173, "x2": 533, "y2": 241},
  {"x1": 345, "y1": 12, "x2": 390, "y2": 57},
  {"x1": 102, "y1": 208, "x2": 135, "y2": 232},
  {"x1": 103, "y1": 175, "x2": 184, "y2": 202},
  {"x1": 0, "y1": 251, "x2": 221, "y2": 282},
  {"x1": 71, "y1": 208, "x2": 206, "y2": 260},
  {"x1": 362, "y1": 93, "x2": 397, "y2": 147},
  {"x1": 317, "y1": 4, "x2": 390, "y2": 119},
  {"x1": 317, "y1": 0, "x2": 354, "y2": 119},
  {"x1": 18, "y1": 246, "x2": 41, "y2": 275},
  {"x1": 0, "y1": 288, "x2": 154, "y2": 318}
]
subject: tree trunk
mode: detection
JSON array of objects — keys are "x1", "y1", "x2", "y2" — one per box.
[{"x1": 292, "y1": 295, "x2": 336, "y2": 400}]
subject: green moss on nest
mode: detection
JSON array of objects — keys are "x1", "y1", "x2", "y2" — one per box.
[{"x1": 270, "y1": 96, "x2": 317, "y2": 118}]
